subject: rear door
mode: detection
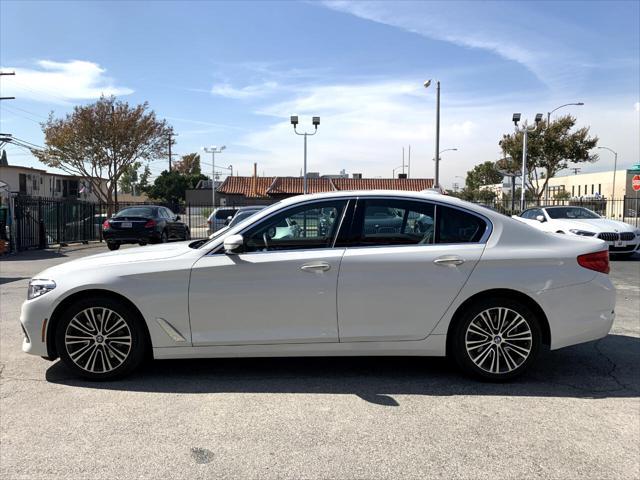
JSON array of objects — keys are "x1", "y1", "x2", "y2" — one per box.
[{"x1": 337, "y1": 198, "x2": 489, "y2": 342}]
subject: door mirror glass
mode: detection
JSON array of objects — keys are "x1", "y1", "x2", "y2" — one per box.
[
  {"x1": 223, "y1": 234, "x2": 244, "y2": 254},
  {"x1": 536, "y1": 214, "x2": 546, "y2": 223}
]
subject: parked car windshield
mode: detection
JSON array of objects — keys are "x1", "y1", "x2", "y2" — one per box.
[
  {"x1": 114, "y1": 207, "x2": 156, "y2": 218},
  {"x1": 545, "y1": 207, "x2": 600, "y2": 219}
]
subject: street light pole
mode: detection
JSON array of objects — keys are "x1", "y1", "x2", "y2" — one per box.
[
  {"x1": 597, "y1": 146, "x2": 618, "y2": 198},
  {"x1": 544, "y1": 102, "x2": 584, "y2": 200},
  {"x1": 291, "y1": 116, "x2": 320, "y2": 194},
  {"x1": 512, "y1": 113, "x2": 543, "y2": 211},
  {"x1": 202, "y1": 146, "x2": 226, "y2": 208},
  {"x1": 424, "y1": 79, "x2": 441, "y2": 189}
]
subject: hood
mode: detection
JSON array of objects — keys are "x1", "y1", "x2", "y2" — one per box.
[
  {"x1": 553, "y1": 218, "x2": 637, "y2": 232},
  {"x1": 36, "y1": 242, "x2": 195, "y2": 279}
]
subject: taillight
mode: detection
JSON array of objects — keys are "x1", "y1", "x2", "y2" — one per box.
[
  {"x1": 102, "y1": 220, "x2": 110, "y2": 230},
  {"x1": 144, "y1": 219, "x2": 156, "y2": 228},
  {"x1": 577, "y1": 250, "x2": 610, "y2": 274}
]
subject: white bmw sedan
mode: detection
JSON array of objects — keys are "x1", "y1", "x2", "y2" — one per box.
[
  {"x1": 21, "y1": 191, "x2": 616, "y2": 381},
  {"x1": 514, "y1": 206, "x2": 640, "y2": 256}
]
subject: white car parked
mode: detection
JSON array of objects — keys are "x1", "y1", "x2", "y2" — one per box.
[
  {"x1": 21, "y1": 191, "x2": 616, "y2": 382},
  {"x1": 514, "y1": 206, "x2": 640, "y2": 256}
]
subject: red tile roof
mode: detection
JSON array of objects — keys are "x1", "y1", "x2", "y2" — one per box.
[
  {"x1": 217, "y1": 176, "x2": 434, "y2": 197},
  {"x1": 332, "y1": 178, "x2": 434, "y2": 191}
]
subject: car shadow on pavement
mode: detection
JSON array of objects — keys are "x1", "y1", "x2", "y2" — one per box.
[
  {"x1": 0, "y1": 250, "x2": 69, "y2": 262},
  {"x1": 45, "y1": 334, "x2": 639, "y2": 406}
]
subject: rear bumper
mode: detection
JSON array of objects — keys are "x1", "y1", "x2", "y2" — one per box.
[
  {"x1": 538, "y1": 275, "x2": 616, "y2": 350},
  {"x1": 103, "y1": 229, "x2": 161, "y2": 244}
]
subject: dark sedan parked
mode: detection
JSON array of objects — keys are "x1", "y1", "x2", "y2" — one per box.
[{"x1": 103, "y1": 206, "x2": 190, "y2": 250}]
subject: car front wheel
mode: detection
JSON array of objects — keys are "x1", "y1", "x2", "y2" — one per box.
[
  {"x1": 55, "y1": 296, "x2": 147, "y2": 380},
  {"x1": 451, "y1": 298, "x2": 541, "y2": 381},
  {"x1": 107, "y1": 242, "x2": 120, "y2": 251}
]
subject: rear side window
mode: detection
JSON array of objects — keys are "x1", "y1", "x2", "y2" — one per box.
[
  {"x1": 437, "y1": 206, "x2": 487, "y2": 243},
  {"x1": 355, "y1": 199, "x2": 435, "y2": 246}
]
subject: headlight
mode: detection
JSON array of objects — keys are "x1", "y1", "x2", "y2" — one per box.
[
  {"x1": 635, "y1": 229, "x2": 640, "y2": 237},
  {"x1": 569, "y1": 229, "x2": 596, "y2": 237},
  {"x1": 27, "y1": 279, "x2": 56, "y2": 300}
]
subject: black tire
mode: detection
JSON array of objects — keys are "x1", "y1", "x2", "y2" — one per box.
[
  {"x1": 160, "y1": 230, "x2": 168, "y2": 243},
  {"x1": 107, "y1": 242, "x2": 120, "y2": 251},
  {"x1": 139, "y1": 242, "x2": 147, "y2": 246},
  {"x1": 184, "y1": 228, "x2": 191, "y2": 241},
  {"x1": 55, "y1": 296, "x2": 148, "y2": 380},
  {"x1": 450, "y1": 297, "x2": 542, "y2": 381}
]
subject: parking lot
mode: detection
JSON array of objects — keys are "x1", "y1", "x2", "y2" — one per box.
[{"x1": 1, "y1": 244, "x2": 638, "y2": 479}]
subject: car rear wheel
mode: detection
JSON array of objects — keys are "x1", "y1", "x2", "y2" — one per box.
[
  {"x1": 55, "y1": 296, "x2": 147, "y2": 380},
  {"x1": 107, "y1": 242, "x2": 120, "y2": 251},
  {"x1": 451, "y1": 298, "x2": 541, "y2": 381},
  {"x1": 161, "y1": 230, "x2": 168, "y2": 243}
]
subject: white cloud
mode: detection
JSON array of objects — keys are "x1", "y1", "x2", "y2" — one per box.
[
  {"x1": 635, "y1": 102, "x2": 640, "y2": 112},
  {"x1": 0, "y1": 60, "x2": 133, "y2": 104},
  {"x1": 321, "y1": 1, "x2": 591, "y2": 90},
  {"x1": 211, "y1": 81, "x2": 279, "y2": 99},
  {"x1": 207, "y1": 78, "x2": 638, "y2": 187}
]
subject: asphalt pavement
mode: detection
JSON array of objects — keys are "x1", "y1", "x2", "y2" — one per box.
[{"x1": 1, "y1": 243, "x2": 639, "y2": 479}]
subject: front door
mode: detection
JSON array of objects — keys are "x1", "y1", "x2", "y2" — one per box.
[
  {"x1": 189, "y1": 199, "x2": 350, "y2": 345},
  {"x1": 337, "y1": 198, "x2": 488, "y2": 342}
]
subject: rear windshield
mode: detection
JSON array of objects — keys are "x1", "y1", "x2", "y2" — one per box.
[
  {"x1": 546, "y1": 207, "x2": 600, "y2": 219},
  {"x1": 114, "y1": 207, "x2": 156, "y2": 218},
  {"x1": 215, "y1": 209, "x2": 236, "y2": 219}
]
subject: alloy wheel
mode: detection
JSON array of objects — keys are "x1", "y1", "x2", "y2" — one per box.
[
  {"x1": 64, "y1": 307, "x2": 132, "y2": 373},
  {"x1": 464, "y1": 307, "x2": 533, "y2": 375}
]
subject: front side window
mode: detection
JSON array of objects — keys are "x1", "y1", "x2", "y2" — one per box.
[
  {"x1": 356, "y1": 199, "x2": 435, "y2": 246},
  {"x1": 244, "y1": 200, "x2": 347, "y2": 252}
]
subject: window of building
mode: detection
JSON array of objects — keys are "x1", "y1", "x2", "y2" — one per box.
[
  {"x1": 572, "y1": 185, "x2": 575, "y2": 196},
  {"x1": 598, "y1": 184, "x2": 601, "y2": 195},
  {"x1": 591, "y1": 184, "x2": 594, "y2": 194},
  {"x1": 578, "y1": 185, "x2": 581, "y2": 196}
]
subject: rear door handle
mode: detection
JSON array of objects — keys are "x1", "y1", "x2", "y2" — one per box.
[
  {"x1": 300, "y1": 262, "x2": 331, "y2": 272},
  {"x1": 433, "y1": 256, "x2": 465, "y2": 266}
]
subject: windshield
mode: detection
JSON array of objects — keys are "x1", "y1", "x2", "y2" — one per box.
[
  {"x1": 114, "y1": 207, "x2": 155, "y2": 218},
  {"x1": 229, "y1": 210, "x2": 261, "y2": 227},
  {"x1": 545, "y1": 207, "x2": 600, "y2": 219}
]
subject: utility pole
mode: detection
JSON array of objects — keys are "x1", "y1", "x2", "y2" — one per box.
[
  {"x1": 408, "y1": 145, "x2": 411, "y2": 178},
  {"x1": 168, "y1": 130, "x2": 177, "y2": 172},
  {"x1": 402, "y1": 147, "x2": 405, "y2": 175},
  {"x1": 0, "y1": 72, "x2": 16, "y2": 100}
]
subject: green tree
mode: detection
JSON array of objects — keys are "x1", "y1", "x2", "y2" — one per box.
[
  {"x1": 138, "y1": 164, "x2": 151, "y2": 190},
  {"x1": 144, "y1": 170, "x2": 206, "y2": 204},
  {"x1": 499, "y1": 115, "x2": 598, "y2": 200},
  {"x1": 33, "y1": 96, "x2": 171, "y2": 207},
  {"x1": 118, "y1": 161, "x2": 141, "y2": 194},
  {"x1": 465, "y1": 161, "x2": 504, "y2": 191},
  {"x1": 173, "y1": 153, "x2": 201, "y2": 175}
]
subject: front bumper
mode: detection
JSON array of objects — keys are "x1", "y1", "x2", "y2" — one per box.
[{"x1": 20, "y1": 296, "x2": 54, "y2": 357}]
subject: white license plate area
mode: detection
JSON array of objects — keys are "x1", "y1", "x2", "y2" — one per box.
[
  {"x1": 121, "y1": 222, "x2": 132, "y2": 228},
  {"x1": 615, "y1": 240, "x2": 623, "y2": 247}
]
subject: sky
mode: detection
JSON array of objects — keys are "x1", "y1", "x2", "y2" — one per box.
[{"x1": 1, "y1": 0, "x2": 639, "y2": 188}]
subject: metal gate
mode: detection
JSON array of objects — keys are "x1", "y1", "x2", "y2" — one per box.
[{"x1": 13, "y1": 196, "x2": 97, "y2": 250}]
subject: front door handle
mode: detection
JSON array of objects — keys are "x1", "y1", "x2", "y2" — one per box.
[
  {"x1": 433, "y1": 256, "x2": 465, "y2": 266},
  {"x1": 300, "y1": 262, "x2": 331, "y2": 272}
]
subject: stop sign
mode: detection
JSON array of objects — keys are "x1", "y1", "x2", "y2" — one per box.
[{"x1": 633, "y1": 175, "x2": 640, "y2": 192}]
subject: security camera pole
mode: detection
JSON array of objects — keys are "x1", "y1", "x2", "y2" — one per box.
[
  {"x1": 202, "y1": 145, "x2": 226, "y2": 208},
  {"x1": 512, "y1": 113, "x2": 543, "y2": 211},
  {"x1": 290, "y1": 116, "x2": 320, "y2": 194}
]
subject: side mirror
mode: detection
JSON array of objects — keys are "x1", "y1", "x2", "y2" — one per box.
[
  {"x1": 536, "y1": 215, "x2": 546, "y2": 223},
  {"x1": 175, "y1": 215, "x2": 181, "y2": 221},
  {"x1": 223, "y1": 234, "x2": 244, "y2": 255}
]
